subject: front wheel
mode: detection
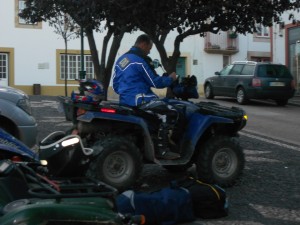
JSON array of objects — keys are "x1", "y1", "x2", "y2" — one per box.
[
  {"x1": 204, "y1": 83, "x2": 214, "y2": 99},
  {"x1": 196, "y1": 136, "x2": 245, "y2": 187},
  {"x1": 236, "y1": 87, "x2": 248, "y2": 105},
  {"x1": 86, "y1": 136, "x2": 143, "y2": 191}
]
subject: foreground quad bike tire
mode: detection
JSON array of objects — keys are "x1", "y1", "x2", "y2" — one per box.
[
  {"x1": 196, "y1": 135, "x2": 245, "y2": 187},
  {"x1": 86, "y1": 136, "x2": 143, "y2": 191}
]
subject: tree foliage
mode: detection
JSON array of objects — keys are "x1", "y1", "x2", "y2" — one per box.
[{"x1": 19, "y1": 0, "x2": 300, "y2": 95}]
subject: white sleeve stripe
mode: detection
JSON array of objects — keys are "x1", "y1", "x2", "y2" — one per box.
[{"x1": 115, "y1": 62, "x2": 157, "y2": 88}]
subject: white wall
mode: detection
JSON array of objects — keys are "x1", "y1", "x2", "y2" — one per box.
[{"x1": 1, "y1": 0, "x2": 275, "y2": 92}]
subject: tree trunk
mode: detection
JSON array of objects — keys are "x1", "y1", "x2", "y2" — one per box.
[
  {"x1": 103, "y1": 31, "x2": 125, "y2": 90},
  {"x1": 100, "y1": 29, "x2": 113, "y2": 80},
  {"x1": 152, "y1": 34, "x2": 181, "y2": 98},
  {"x1": 86, "y1": 28, "x2": 101, "y2": 81}
]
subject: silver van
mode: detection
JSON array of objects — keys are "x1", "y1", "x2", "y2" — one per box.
[{"x1": 0, "y1": 86, "x2": 37, "y2": 147}]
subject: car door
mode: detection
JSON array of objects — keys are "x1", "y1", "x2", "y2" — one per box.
[
  {"x1": 222, "y1": 64, "x2": 244, "y2": 97},
  {"x1": 213, "y1": 64, "x2": 233, "y2": 95}
]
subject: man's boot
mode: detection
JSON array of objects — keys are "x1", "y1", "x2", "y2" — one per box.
[{"x1": 156, "y1": 123, "x2": 180, "y2": 160}]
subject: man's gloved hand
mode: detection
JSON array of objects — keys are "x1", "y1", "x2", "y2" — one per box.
[{"x1": 169, "y1": 72, "x2": 177, "y2": 81}]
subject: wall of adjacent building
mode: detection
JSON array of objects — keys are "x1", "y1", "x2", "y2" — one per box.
[{"x1": 1, "y1": 1, "x2": 275, "y2": 97}]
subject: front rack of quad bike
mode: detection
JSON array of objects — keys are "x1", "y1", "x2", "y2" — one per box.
[
  {"x1": 0, "y1": 160, "x2": 118, "y2": 199},
  {"x1": 195, "y1": 101, "x2": 248, "y2": 131}
]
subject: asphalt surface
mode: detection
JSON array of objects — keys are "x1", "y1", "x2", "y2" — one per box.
[{"x1": 30, "y1": 95, "x2": 300, "y2": 225}]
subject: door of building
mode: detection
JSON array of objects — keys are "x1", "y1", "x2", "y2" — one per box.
[
  {"x1": 0, "y1": 53, "x2": 8, "y2": 86},
  {"x1": 176, "y1": 57, "x2": 186, "y2": 80}
]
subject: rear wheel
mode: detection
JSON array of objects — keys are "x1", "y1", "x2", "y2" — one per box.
[
  {"x1": 204, "y1": 83, "x2": 214, "y2": 99},
  {"x1": 236, "y1": 87, "x2": 248, "y2": 105},
  {"x1": 275, "y1": 99, "x2": 288, "y2": 106},
  {"x1": 86, "y1": 136, "x2": 143, "y2": 191},
  {"x1": 196, "y1": 136, "x2": 245, "y2": 187}
]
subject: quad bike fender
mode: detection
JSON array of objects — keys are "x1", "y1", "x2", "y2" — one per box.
[
  {"x1": 78, "y1": 111, "x2": 156, "y2": 161},
  {"x1": 0, "y1": 144, "x2": 37, "y2": 161},
  {"x1": 0, "y1": 198, "x2": 118, "y2": 225},
  {"x1": 0, "y1": 129, "x2": 38, "y2": 161},
  {"x1": 184, "y1": 113, "x2": 233, "y2": 148}
]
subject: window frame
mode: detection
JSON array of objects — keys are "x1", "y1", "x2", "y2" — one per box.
[
  {"x1": 15, "y1": 0, "x2": 42, "y2": 29},
  {"x1": 0, "y1": 53, "x2": 8, "y2": 80},
  {"x1": 255, "y1": 23, "x2": 270, "y2": 38},
  {"x1": 60, "y1": 53, "x2": 95, "y2": 81}
]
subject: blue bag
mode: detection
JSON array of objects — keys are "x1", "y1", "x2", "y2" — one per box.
[{"x1": 116, "y1": 187, "x2": 195, "y2": 225}]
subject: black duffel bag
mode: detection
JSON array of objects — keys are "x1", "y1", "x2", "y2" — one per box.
[{"x1": 177, "y1": 176, "x2": 229, "y2": 219}]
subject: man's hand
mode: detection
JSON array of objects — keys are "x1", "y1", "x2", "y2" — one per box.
[{"x1": 169, "y1": 72, "x2": 177, "y2": 81}]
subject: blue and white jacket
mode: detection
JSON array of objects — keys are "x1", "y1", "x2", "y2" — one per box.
[{"x1": 112, "y1": 47, "x2": 173, "y2": 106}]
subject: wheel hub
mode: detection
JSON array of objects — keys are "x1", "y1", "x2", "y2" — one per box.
[
  {"x1": 106, "y1": 154, "x2": 125, "y2": 176},
  {"x1": 212, "y1": 148, "x2": 237, "y2": 178}
]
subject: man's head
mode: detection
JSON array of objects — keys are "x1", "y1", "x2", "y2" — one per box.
[{"x1": 134, "y1": 34, "x2": 153, "y2": 56}]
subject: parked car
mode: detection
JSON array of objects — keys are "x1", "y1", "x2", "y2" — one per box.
[
  {"x1": 0, "y1": 86, "x2": 37, "y2": 148},
  {"x1": 204, "y1": 61, "x2": 296, "y2": 106}
]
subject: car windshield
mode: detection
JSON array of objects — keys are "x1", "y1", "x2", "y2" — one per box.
[{"x1": 257, "y1": 65, "x2": 292, "y2": 78}]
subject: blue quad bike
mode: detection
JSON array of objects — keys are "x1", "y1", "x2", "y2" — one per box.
[
  {"x1": 0, "y1": 77, "x2": 247, "y2": 191},
  {"x1": 60, "y1": 78, "x2": 248, "y2": 190}
]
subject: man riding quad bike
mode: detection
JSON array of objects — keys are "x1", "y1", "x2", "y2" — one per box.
[{"x1": 64, "y1": 34, "x2": 247, "y2": 190}]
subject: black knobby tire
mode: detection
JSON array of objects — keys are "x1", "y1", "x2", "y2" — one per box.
[
  {"x1": 204, "y1": 83, "x2": 214, "y2": 99},
  {"x1": 196, "y1": 136, "x2": 245, "y2": 187},
  {"x1": 86, "y1": 136, "x2": 143, "y2": 191},
  {"x1": 236, "y1": 87, "x2": 248, "y2": 105}
]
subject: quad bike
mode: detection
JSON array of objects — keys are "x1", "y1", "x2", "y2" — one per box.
[
  {"x1": 0, "y1": 73, "x2": 248, "y2": 192},
  {"x1": 0, "y1": 158, "x2": 145, "y2": 225},
  {"x1": 58, "y1": 75, "x2": 248, "y2": 190}
]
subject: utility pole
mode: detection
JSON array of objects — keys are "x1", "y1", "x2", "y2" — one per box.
[{"x1": 79, "y1": 26, "x2": 86, "y2": 80}]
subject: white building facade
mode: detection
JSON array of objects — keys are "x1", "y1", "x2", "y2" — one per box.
[{"x1": 3, "y1": 0, "x2": 297, "y2": 97}]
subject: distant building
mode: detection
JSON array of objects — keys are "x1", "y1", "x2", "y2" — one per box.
[
  {"x1": 3, "y1": 1, "x2": 297, "y2": 96},
  {"x1": 271, "y1": 10, "x2": 300, "y2": 91}
]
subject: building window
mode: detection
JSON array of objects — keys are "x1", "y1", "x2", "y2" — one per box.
[
  {"x1": 60, "y1": 54, "x2": 94, "y2": 80},
  {"x1": 18, "y1": 0, "x2": 27, "y2": 24},
  {"x1": 0, "y1": 53, "x2": 8, "y2": 80},
  {"x1": 15, "y1": 0, "x2": 42, "y2": 28},
  {"x1": 255, "y1": 24, "x2": 270, "y2": 37}
]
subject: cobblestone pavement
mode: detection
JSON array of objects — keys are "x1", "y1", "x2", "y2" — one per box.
[{"x1": 30, "y1": 95, "x2": 300, "y2": 225}]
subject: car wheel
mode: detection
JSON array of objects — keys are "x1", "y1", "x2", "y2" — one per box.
[
  {"x1": 236, "y1": 88, "x2": 248, "y2": 105},
  {"x1": 196, "y1": 136, "x2": 245, "y2": 187},
  {"x1": 86, "y1": 136, "x2": 143, "y2": 191},
  {"x1": 275, "y1": 99, "x2": 288, "y2": 106},
  {"x1": 204, "y1": 83, "x2": 214, "y2": 99}
]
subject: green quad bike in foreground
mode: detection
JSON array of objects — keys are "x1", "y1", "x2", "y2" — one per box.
[{"x1": 0, "y1": 159, "x2": 144, "y2": 225}]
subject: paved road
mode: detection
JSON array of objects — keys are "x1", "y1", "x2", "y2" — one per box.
[
  {"x1": 30, "y1": 96, "x2": 300, "y2": 225},
  {"x1": 196, "y1": 96, "x2": 300, "y2": 147}
]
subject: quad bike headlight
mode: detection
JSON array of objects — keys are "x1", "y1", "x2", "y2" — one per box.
[
  {"x1": 61, "y1": 137, "x2": 80, "y2": 147},
  {"x1": 40, "y1": 160, "x2": 48, "y2": 166}
]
